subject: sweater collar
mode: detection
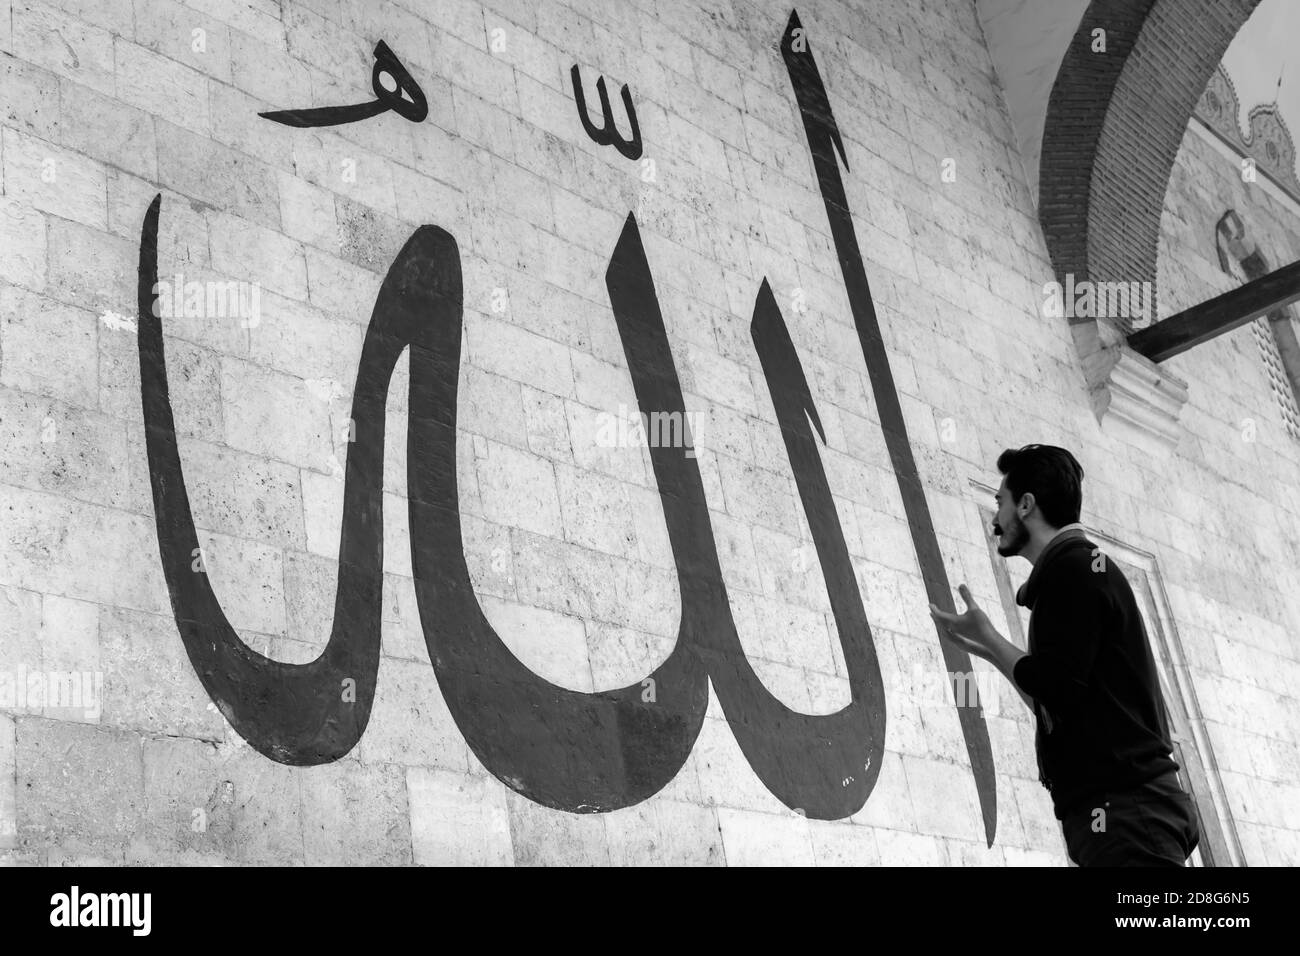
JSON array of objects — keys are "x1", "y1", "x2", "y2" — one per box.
[{"x1": 1015, "y1": 524, "x2": 1089, "y2": 609}]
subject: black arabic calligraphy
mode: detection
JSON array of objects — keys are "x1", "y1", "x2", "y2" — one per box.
[{"x1": 259, "y1": 40, "x2": 428, "y2": 128}]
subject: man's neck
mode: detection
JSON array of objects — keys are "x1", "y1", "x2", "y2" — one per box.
[{"x1": 1022, "y1": 522, "x2": 1086, "y2": 566}]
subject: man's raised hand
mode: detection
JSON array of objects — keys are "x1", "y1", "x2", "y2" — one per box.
[{"x1": 929, "y1": 584, "x2": 997, "y2": 659}]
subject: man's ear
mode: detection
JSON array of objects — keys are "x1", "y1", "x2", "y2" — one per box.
[{"x1": 1018, "y1": 491, "x2": 1036, "y2": 518}]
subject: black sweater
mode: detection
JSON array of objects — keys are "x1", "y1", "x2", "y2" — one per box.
[{"x1": 1011, "y1": 529, "x2": 1179, "y2": 819}]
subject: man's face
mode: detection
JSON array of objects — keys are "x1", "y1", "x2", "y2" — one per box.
[{"x1": 993, "y1": 478, "x2": 1030, "y2": 557}]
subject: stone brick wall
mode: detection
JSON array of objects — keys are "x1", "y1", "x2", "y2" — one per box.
[
  {"x1": 1154, "y1": 119, "x2": 1300, "y2": 865},
  {"x1": 0, "y1": 0, "x2": 1296, "y2": 865}
]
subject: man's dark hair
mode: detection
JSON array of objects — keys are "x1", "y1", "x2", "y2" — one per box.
[{"x1": 996, "y1": 444, "x2": 1085, "y2": 528}]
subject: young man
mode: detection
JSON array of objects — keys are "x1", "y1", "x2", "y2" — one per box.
[{"x1": 929, "y1": 444, "x2": 1200, "y2": 866}]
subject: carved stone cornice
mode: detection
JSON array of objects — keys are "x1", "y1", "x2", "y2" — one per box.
[
  {"x1": 1196, "y1": 64, "x2": 1300, "y2": 203},
  {"x1": 1073, "y1": 320, "x2": 1190, "y2": 451}
]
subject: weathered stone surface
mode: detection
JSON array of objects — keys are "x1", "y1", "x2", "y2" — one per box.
[{"x1": 0, "y1": 0, "x2": 1294, "y2": 868}]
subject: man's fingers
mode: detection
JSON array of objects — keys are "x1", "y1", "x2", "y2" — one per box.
[
  {"x1": 958, "y1": 583, "x2": 979, "y2": 610},
  {"x1": 929, "y1": 603, "x2": 958, "y2": 626}
]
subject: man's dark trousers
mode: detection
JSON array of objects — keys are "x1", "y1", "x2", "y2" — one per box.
[{"x1": 1060, "y1": 770, "x2": 1200, "y2": 866}]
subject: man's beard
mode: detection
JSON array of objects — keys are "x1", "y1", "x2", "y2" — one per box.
[{"x1": 994, "y1": 513, "x2": 1030, "y2": 557}]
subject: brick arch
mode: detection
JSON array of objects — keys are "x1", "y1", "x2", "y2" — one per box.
[{"x1": 1038, "y1": 0, "x2": 1261, "y2": 330}]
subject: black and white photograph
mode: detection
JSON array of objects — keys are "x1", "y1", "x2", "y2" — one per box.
[{"x1": 0, "y1": 0, "x2": 1290, "y2": 931}]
